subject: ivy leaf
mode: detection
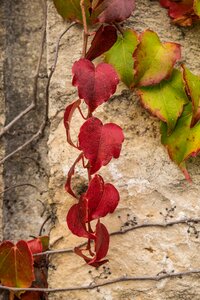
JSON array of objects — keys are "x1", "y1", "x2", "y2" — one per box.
[
  {"x1": 97, "y1": 0, "x2": 135, "y2": 23},
  {"x1": 53, "y1": 0, "x2": 90, "y2": 23},
  {"x1": 161, "y1": 103, "x2": 200, "y2": 180},
  {"x1": 159, "y1": 0, "x2": 195, "y2": 26},
  {"x1": 0, "y1": 240, "x2": 34, "y2": 288},
  {"x1": 86, "y1": 25, "x2": 117, "y2": 61},
  {"x1": 66, "y1": 198, "x2": 95, "y2": 239},
  {"x1": 72, "y1": 59, "x2": 119, "y2": 112},
  {"x1": 133, "y1": 30, "x2": 181, "y2": 87},
  {"x1": 86, "y1": 174, "x2": 120, "y2": 220},
  {"x1": 194, "y1": 0, "x2": 200, "y2": 16},
  {"x1": 64, "y1": 99, "x2": 81, "y2": 148},
  {"x1": 21, "y1": 292, "x2": 42, "y2": 300},
  {"x1": 138, "y1": 69, "x2": 189, "y2": 133},
  {"x1": 74, "y1": 220, "x2": 109, "y2": 267},
  {"x1": 105, "y1": 29, "x2": 139, "y2": 87},
  {"x1": 78, "y1": 117, "x2": 124, "y2": 174},
  {"x1": 182, "y1": 65, "x2": 200, "y2": 127}
]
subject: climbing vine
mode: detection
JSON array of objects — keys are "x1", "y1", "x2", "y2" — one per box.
[{"x1": 0, "y1": 0, "x2": 200, "y2": 298}]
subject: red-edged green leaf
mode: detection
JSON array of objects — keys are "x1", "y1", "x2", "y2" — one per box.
[
  {"x1": 86, "y1": 25, "x2": 117, "y2": 61},
  {"x1": 64, "y1": 99, "x2": 81, "y2": 148},
  {"x1": 182, "y1": 65, "x2": 200, "y2": 127},
  {"x1": 160, "y1": 0, "x2": 196, "y2": 26},
  {"x1": 138, "y1": 69, "x2": 188, "y2": 133},
  {"x1": 133, "y1": 30, "x2": 181, "y2": 87},
  {"x1": 0, "y1": 240, "x2": 34, "y2": 288},
  {"x1": 85, "y1": 174, "x2": 119, "y2": 220},
  {"x1": 105, "y1": 29, "x2": 139, "y2": 87},
  {"x1": 194, "y1": 0, "x2": 200, "y2": 16},
  {"x1": 78, "y1": 117, "x2": 124, "y2": 174},
  {"x1": 72, "y1": 59, "x2": 119, "y2": 112},
  {"x1": 161, "y1": 103, "x2": 200, "y2": 180},
  {"x1": 97, "y1": 0, "x2": 135, "y2": 23}
]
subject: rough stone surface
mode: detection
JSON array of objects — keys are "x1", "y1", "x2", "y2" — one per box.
[{"x1": 47, "y1": 0, "x2": 200, "y2": 299}]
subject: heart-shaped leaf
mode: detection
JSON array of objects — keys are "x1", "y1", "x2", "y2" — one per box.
[
  {"x1": 78, "y1": 117, "x2": 124, "y2": 174},
  {"x1": 105, "y1": 29, "x2": 139, "y2": 87},
  {"x1": 133, "y1": 30, "x2": 181, "y2": 87},
  {"x1": 86, "y1": 25, "x2": 117, "y2": 61},
  {"x1": 160, "y1": 0, "x2": 196, "y2": 26},
  {"x1": 161, "y1": 103, "x2": 200, "y2": 180},
  {"x1": 0, "y1": 240, "x2": 34, "y2": 288},
  {"x1": 138, "y1": 69, "x2": 189, "y2": 133},
  {"x1": 72, "y1": 59, "x2": 119, "y2": 112},
  {"x1": 97, "y1": 0, "x2": 135, "y2": 23},
  {"x1": 86, "y1": 174, "x2": 120, "y2": 220},
  {"x1": 182, "y1": 65, "x2": 200, "y2": 127}
]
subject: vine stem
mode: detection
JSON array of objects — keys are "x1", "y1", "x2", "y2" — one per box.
[
  {"x1": 0, "y1": 269, "x2": 200, "y2": 293},
  {"x1": 34, "y1": 216, "x2": 200, "y2": 257},
  {"x1": 80, "y1": 0, "x2": 89, "y2": 57}
]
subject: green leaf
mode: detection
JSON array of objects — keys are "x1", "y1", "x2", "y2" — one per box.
[
  {"x1": 133, "y1": 30, "x2": 181, "y2": 87},
  {"x1": 161, "y1": 103, "x2": 200, "y2": 180},
  {"x1": 0, "y1": 240, "x2": 34, "y2": 288},
  {"x1": 182, "y1": 65, "x2": 200, "y2": 127},
  {"x1": 194, "y1": 0, "x2": 200, "y2": 16},
  {"x1": 104, "y1": 30, "x2": 139, "y2": 87},
  {"x1": 138, "y1": 69, "x2": 189, "y2": 133},
  {"x1": 53, "y1": 0, "x2": 91, "y2": 23}
]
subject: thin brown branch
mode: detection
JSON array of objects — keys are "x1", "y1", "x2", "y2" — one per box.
[
  {"x1": 39, "y1": 215, "x2": 51, "y2": 236},
  {"x1": 0, "y1": 19, "x2": 77, "y2": 164},
  {"x1": 0, "y1": 269, "x2": 200, "y2": 293},
  {"x1": 80, "y1": 0, "x2": 89, "y2": 57},
  {"x1": 34, "y1": 217, "x2": 200, "y2": 257},
  {"x1": 0, "y1": 1, "x2": 46, "y2": 138},
  {"x1": 0, "y1": 183, "x2": 39, "y2": 195}
]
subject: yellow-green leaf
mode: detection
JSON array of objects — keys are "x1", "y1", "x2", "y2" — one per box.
[
  {"x1": 105, "y1": 30, "x2": 139, "y2": 87},
  {"x1": 138, "y1": 69, "x2": 189, "y2": 133},
  {"x1": 194, "y1": 0, "x2": 200, "y2": 16}
]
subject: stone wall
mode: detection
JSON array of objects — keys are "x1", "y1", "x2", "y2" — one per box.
[
  {"x1": 47, "y1": 1, "x2": 200, "y2": 300},
  {"x1": 1, "y1": 0, "x2": 200, "y2": 299}
]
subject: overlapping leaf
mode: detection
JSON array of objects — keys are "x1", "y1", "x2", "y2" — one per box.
[
  {"x1": 182, "y1": 65, "x2": 200, "y2": 127},
  {"x1": 78, "y1": 117, "x2": 124, "y2": 174},
  {"x1": 74, "y1": 220, "x2": 109, "y2": 267},
  {"x1": 67, "y1": 174, "x2": 119, "y2": 237},
  {"x1": 161, "y1": 103, "x2": 200, "y2": 180},
  {"x1": 86, "y1": 25, "x2": 117, "y2": 61},
  {"x1": 138, "y1": 69, "x2": 189, "y2": 133},
  {"x1": 160, "y1": 0, "x2": 199, "y2": 25},
  {"x1": 97, "y1": 0, "x2": 135, "y2": 23},
  {"x1": 0, "y1": 240, "x2": 34, "y2": 288},
  {"x1": 105, "y1": 29, "x2": 139, "y2": 87},
  {"x1": 133, "y1": 30, "x2": 181, "y2": 87},
  {"x1": 72, "y1": 59, "x2": 119, "y2": 112}
]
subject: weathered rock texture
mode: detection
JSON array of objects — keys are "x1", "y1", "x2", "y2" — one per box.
[
  {"x1": 47, "y1": 0, "x2": 200, "y2": 300},
  {"x1": 1, "y1": 0, "x2": 200, "y2": 299}
]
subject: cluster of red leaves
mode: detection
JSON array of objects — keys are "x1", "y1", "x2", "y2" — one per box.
[
  {"x1": 64, "y1": 58, "x2": 124, "y2": 266},
  {"x1": 0, "y1": 236, "x2": 49, "y2": 299},
  {"x1": 160, "y1": 0, "x2": 200, "y2": 26}
]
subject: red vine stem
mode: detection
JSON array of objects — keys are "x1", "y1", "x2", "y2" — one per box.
[{"x1": 1, "y1": 269, "x2": 200, "y2": 293}]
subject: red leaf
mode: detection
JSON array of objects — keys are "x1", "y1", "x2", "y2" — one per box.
[
  {"x1": 21, "y1": 292, "x2": 42, "y2": 300},
  {"x1": 27, "y1": 238, "x2": 43, "y2": 255},
  {"x1": 74, "y1": 221, "x2": 109, "y2": 267},
  {"x1": 97, "y1": 0, "x2": 135, "y2": 23},
  {"x1": 86, "y1": 25, "x2": 117, "y2": 61},
  {"x1": 0, "y1": 240, "x2": 34, "y2": 288},
  {"x1": 78, "y1": 117, "x2": 124, "y2": 174},
  {"x1": 66, "y1": 199, "x2": 95, "y2": 239},
  {"x1": 86, "y1": 174, "x2": 120, "y2": 220},
  {"x1": 72, "y1": 59, "x2": 119, "y2": 112},
  {"x1": 64, "y1": 99, "x2": 81, "y2": 148}
]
